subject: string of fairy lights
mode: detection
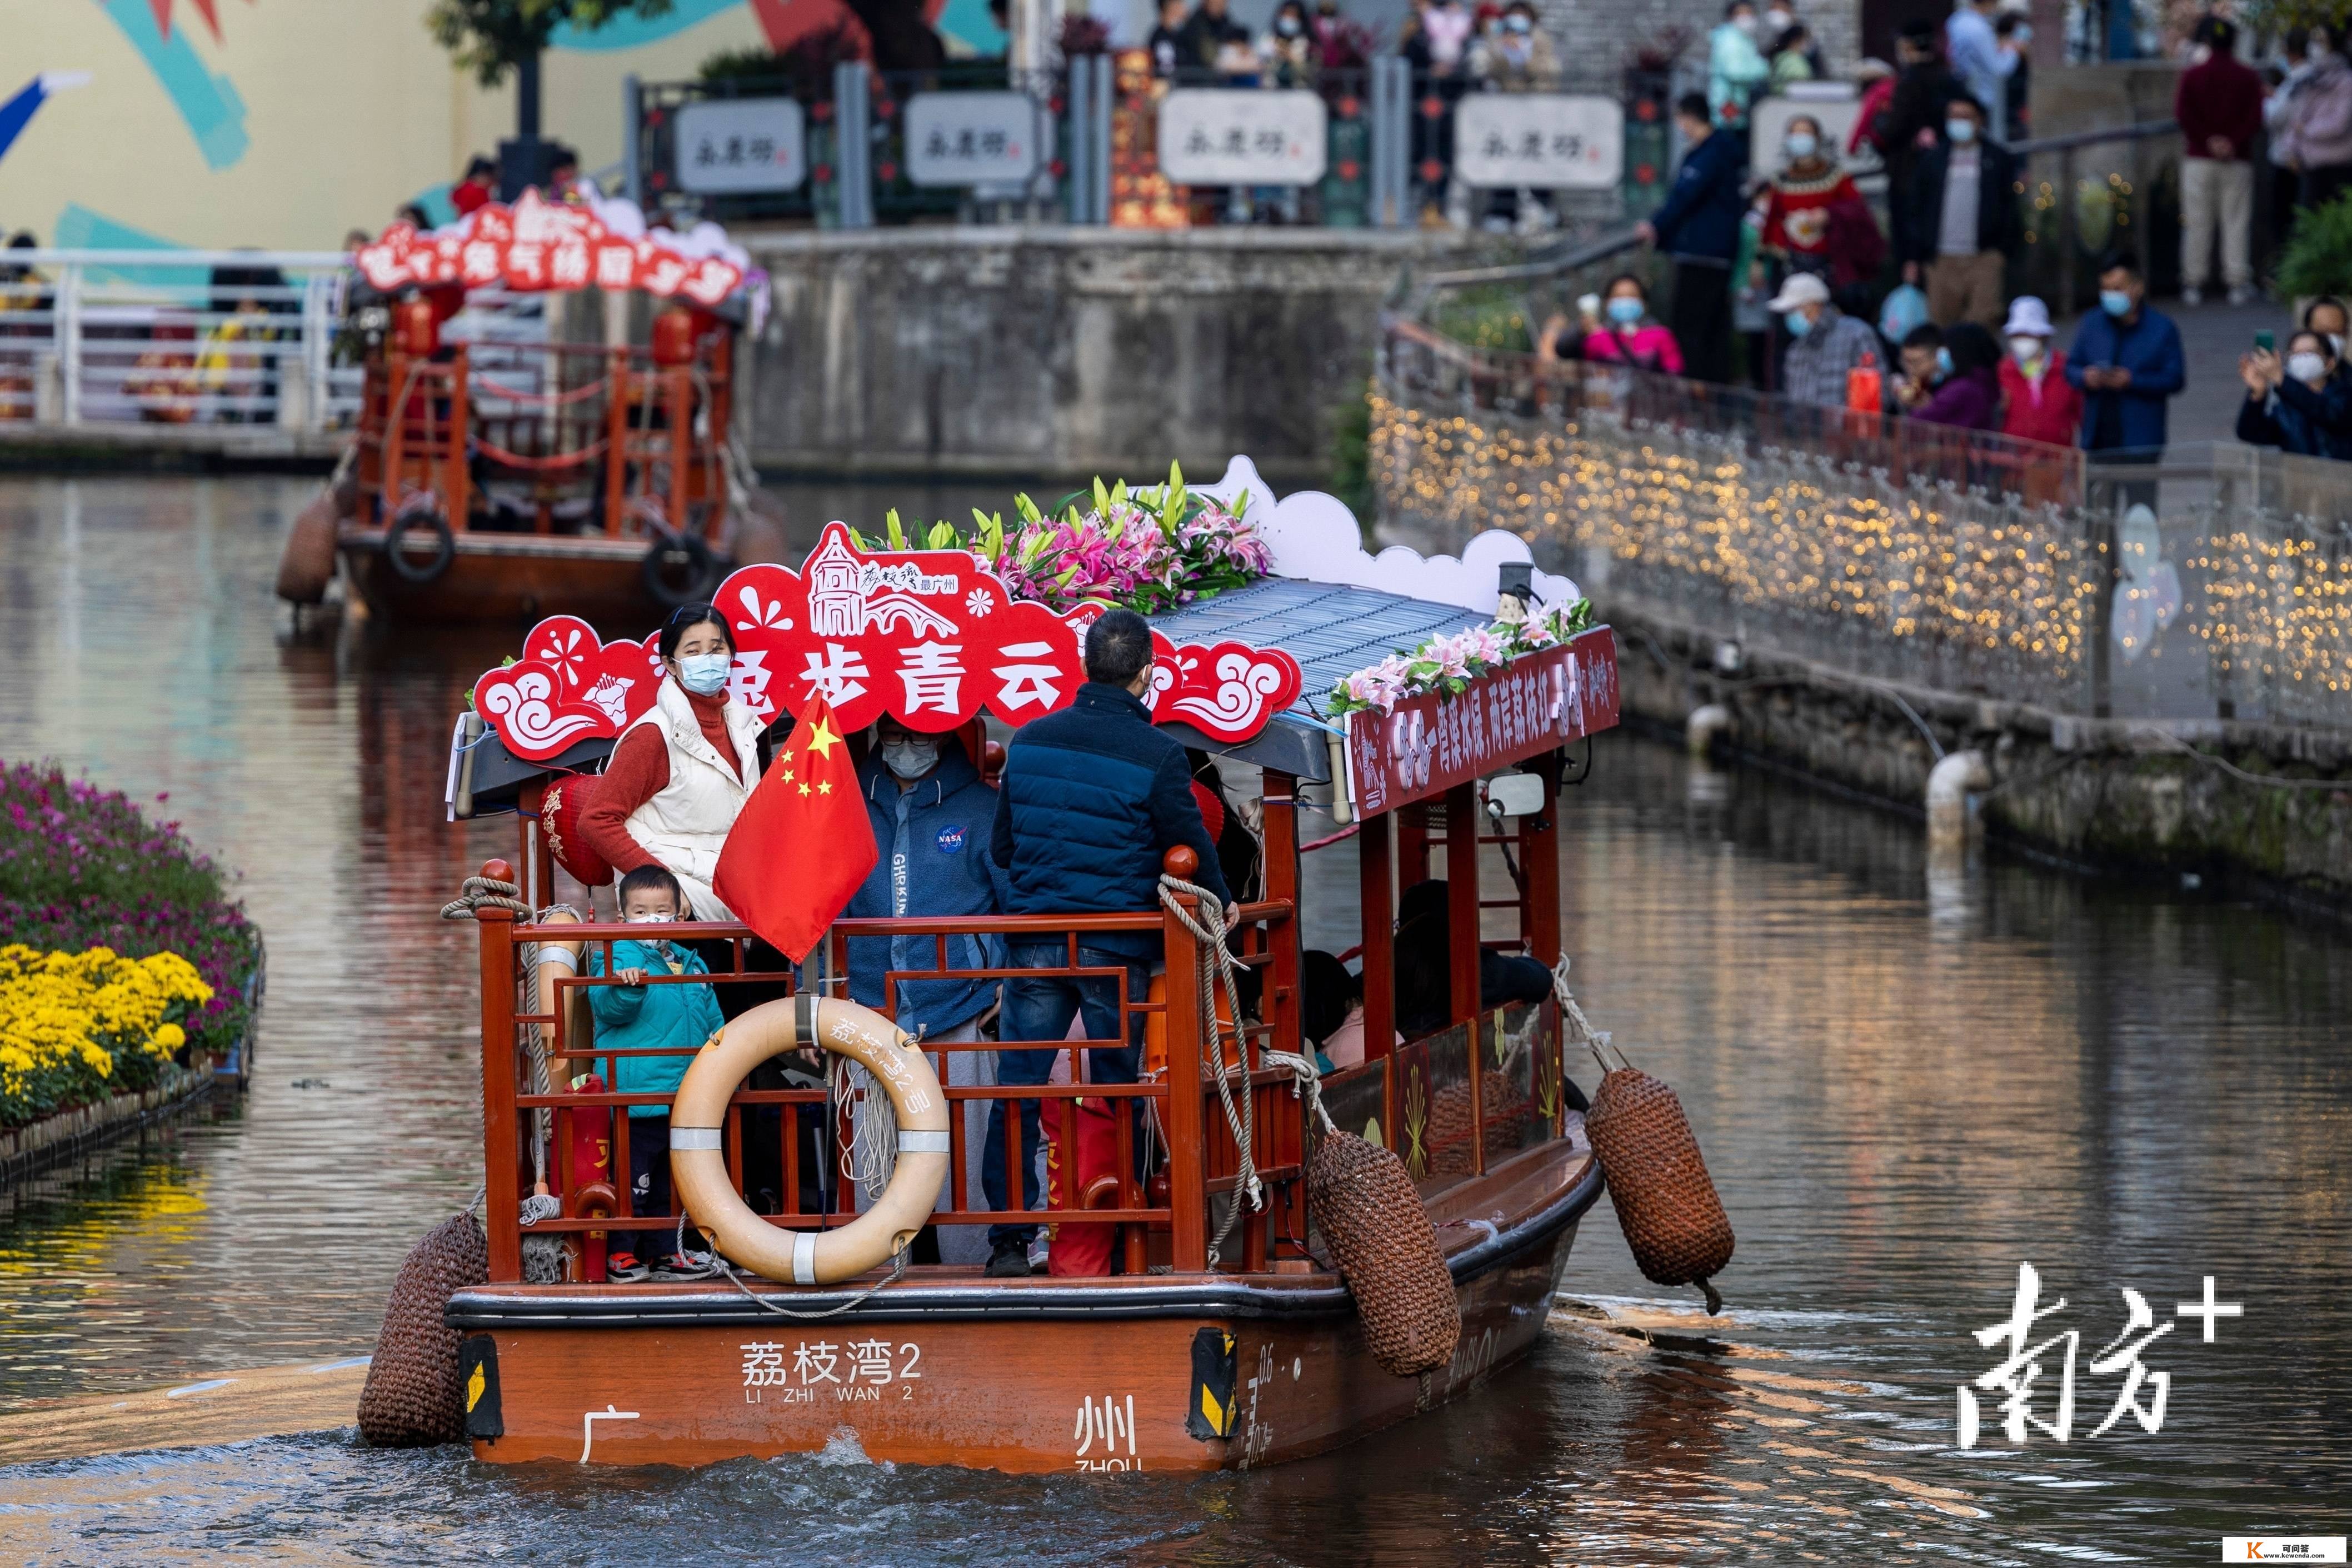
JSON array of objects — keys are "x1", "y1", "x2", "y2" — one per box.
[{"x1": 1368, "y1": 382, "x2": 2352, "y2": 721}]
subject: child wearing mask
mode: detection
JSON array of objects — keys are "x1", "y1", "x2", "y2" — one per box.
[
  {"x1": 588, "y1": 863, "x2": 727, "y2": 1281},
  {"x1": 1995, "y1": 296, "x2": 2082, "y2": 448}
]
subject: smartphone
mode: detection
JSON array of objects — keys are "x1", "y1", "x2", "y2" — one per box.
[{"x1": 2255, "y1": 330, "x2": 2276, "y2": 353}]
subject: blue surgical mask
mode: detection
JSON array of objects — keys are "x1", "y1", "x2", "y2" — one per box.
[
  {"x1": 1784, "y1": 131, "x2": 1818, "y2": 159},
  {"x1": 2100, "y1": 289, "x2": 2134, "y2": 318},
  {"x1": 1606, "y1": 296, "x2": 1645, "y2": 326},
  {"x1": 1946, "y1": 118, "x2": 1978, "y2": 143},
  {"x1": 1936, "y1": 346, "x2": 1954, "y2": 376},
  {"x1": 1784, "y1": 309, "x2": 1812, "y2": 338},
  {"x1": 677, "y1": 652, "x2": 731, "y2": 696}
]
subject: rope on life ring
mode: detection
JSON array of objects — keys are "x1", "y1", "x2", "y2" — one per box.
[{"x1": 669, "y1": 994, "x2": 950, "y2": 1287}]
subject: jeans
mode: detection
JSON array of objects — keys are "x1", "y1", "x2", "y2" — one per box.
[
  {"x1": 982, "y1": 943, "x2": 1149, "y2": 1250},
  {"x1": 1670, "y1": 259, "x2": 1735, "y2": 385}
]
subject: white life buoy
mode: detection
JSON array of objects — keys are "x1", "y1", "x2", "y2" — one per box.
[{"x1": 668, "y1": 994, "x2": 950, "y2": 1285}]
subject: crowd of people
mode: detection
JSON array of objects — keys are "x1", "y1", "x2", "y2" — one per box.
[{"x1": 1541, "y1": 2, "x2": 2352, "y2": 472}]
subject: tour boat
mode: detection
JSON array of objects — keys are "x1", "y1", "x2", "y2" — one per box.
[
  {"x1": 279, "y1": 191, "x2": 781, "y2": 625},
  {"x1": 440, "y1": 464, "x2": 1621, "y2": 1470}
]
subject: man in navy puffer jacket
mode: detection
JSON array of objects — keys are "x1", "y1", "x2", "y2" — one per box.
[{"x1": 983, "y1": 608, "x2": 1232, "y2": 1276}]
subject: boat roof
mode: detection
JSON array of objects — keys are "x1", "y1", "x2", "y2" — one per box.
[{"x1": 1147, "y1": 576, "x2": 1487, "y2": 780}]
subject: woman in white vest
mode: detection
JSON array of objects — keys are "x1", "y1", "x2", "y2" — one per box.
[{"x1": 580, "y1": 604, "x2": 764, "y2": 921}]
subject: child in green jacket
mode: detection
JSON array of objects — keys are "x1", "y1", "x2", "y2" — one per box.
[{"x1": 589, "y1": 865, "x2": 726, "y2": 1279}]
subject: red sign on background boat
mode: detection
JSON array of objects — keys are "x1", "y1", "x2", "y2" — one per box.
[
  {"x1": 471, "y1": 524, "x2": 1304, "y2": 762},
  {"x1": 355, "y1": 188, "x2": 745, "y2": 304},
  {"x1": 1344, "y1": 628, "x2": 1619, "y2": 816}
]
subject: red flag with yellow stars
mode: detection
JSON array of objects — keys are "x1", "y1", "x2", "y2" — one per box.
[{"x1": 711, "y1": 697, "x2": 876, "y2": 965}]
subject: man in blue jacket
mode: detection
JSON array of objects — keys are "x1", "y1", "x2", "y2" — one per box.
[
  {"x1": 985, "y1": 608, "x2": 1231, "y2": 1277},
  {"x1": 1636, "y1": 92, "x2": 1746, "y2": 386},
  {"x1": 2065, "y1": 258, "x2": 2185, "y2": 461},
  {"x1": 846, "y1": 713, "x2": 1009, "y2": 1266}
]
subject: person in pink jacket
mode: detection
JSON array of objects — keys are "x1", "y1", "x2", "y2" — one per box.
[{"x1": 1538, "y1": 273, "x2": 1686, "y2": 376}]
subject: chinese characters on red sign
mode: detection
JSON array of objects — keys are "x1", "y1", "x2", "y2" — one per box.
[
  {"x1": 471, "y1": 523, "x2": 1305, "y2": 761},
  {"x1": 1344, "y1": 628, "x2": 1619, "y2": 815}
]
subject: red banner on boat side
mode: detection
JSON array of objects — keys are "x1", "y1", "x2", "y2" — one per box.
[
  {"x1": 1344, "y1": 627, "x2": 1620, "y2": 817},
  {"x1": 354, "y1": 189, "x2": 745, "y2": 304},
  {"x1": 468, "y1": 524, "x2": 1306, "y2": 762}
]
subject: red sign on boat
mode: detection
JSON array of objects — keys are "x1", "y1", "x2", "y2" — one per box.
[
  {"x1": 356, "y1": 188, "x2": 745, "y2": 304},
  {"x1": 471, "y1": 524, "x2": 1304, "y2": 761},
  {"x1": 1344, "y1": 627, "x2": 1619, "y2": 816}
]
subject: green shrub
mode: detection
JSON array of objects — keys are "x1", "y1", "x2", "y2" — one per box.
[{"x1": 2275, "y1": 191, "x2": 2352, "y2": 302}]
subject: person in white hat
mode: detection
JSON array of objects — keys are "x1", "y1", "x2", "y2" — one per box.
[
  {"x1": 1994, "y1": 294, "x2": 2081, "y2": 448},
  {"x1": 1770, "y1": 271, "x2": 1880, "y2": 410}
]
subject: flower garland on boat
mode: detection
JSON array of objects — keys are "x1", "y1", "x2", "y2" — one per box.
[
  {"x1": 855, "y1": 464, "x2": 1270, "y2": 615},
  {"x1": 1325, "y1": 595, "x2": 1595, "y2": 717}
]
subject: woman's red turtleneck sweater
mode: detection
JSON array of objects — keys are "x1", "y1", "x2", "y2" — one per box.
[{"x1": 578, "y1": 687, "x2": 741, "y2": 875}]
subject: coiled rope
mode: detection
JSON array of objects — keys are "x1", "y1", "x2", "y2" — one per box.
[
  {"x1": 1156, "y1": 876, "x2": 1334, "y2": 1267},
  {"x1": 441, "y1": 878, "x2": 565, "y2": 1272},
  {"x1": 438, "y1": 875, "x2": 533, "y2": 921}
]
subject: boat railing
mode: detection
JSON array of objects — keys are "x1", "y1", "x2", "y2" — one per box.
[
  {"x1": 468, "y1": 855, "x2": 1312, "y2": 1282},
  {"x1": 357, "y1": 327, "x2": 732, "y2": 541}
]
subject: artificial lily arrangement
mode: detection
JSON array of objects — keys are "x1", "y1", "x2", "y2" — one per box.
[
  {"x1": 1326, "y1": 594, "x2": 1594, "y2": 717},
  {"x1": 857, "y1": 463, "x2": 1271, "y2": 615}
]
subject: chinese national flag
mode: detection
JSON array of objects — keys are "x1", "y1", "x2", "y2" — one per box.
[{"x1": 711, "y1": 698, "x2": 876, "y2": 964}]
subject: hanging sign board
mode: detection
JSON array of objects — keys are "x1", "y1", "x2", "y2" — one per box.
[
  {"x1": 1344, "y1": 628, "x2": 1619, "y2": 816},
  {"x1": 1452, "y1": 94, "x2": 1623, "y2": 189},
  {"x1": 905, "y1": 92, "x2": 1043, "y2": 186},
  {"x1": 1157, "y1": 89, "x2": 1328, "y2": 186},
  {"x1": 675, "y1": 97, "x2": 808, "y2": 194}
]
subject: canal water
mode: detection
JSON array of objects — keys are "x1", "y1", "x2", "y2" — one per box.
[{"x1": 1, "y1": 476, "x2": 2345, "y2": 1565}]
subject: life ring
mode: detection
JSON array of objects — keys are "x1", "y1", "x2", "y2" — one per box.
[
  {"x1": 641, "y1": 530, "x2": 718, "y2": 608},
  {"x1": 669, "y1": 994, "x2": 950, "y2": 1285},
  {"x1": 382, "y1": 502, "x2": 456, "y2": 585}
]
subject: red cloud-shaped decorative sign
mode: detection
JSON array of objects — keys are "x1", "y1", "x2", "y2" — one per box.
[
  {"x1": 356, "y1": 189, "x2": 743, "y2": 304},
  {"x1": 470, "y1": 525, "x2": 1304, "y2": 762}
]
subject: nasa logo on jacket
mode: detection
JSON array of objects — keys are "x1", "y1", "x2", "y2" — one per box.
[{"x1": 935, "y1": 825, "x2": 966, "y2": 855}]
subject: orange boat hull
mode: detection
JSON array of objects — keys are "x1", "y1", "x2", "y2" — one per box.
[{"x1": 447, "y1": 1139, "x2": 1598, "y2": 1471}]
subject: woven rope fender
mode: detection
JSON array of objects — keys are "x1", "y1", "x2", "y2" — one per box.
[
  {"x1": 357, "y1": 1211, "x2": 489, "y2": 1446},
  {"x1": 1308, "y1": 1130, "x2": 1461, "y2": 1377},
  {"x1": 1585, "y1": 1065, "x2": 1735, "y2": 1312}
]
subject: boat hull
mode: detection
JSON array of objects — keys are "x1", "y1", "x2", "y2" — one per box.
[
  {"x1": 446, "y1": 1138, "x2": 1599, "y2": 1472},
  {"x1": 339, "y1": 528, "x2": 675, "y2": 625}
]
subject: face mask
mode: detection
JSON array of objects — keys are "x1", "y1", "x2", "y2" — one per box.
[
  {"x1": 2289, "y1": 351, "x2": 2329, "y2": 384},
  {"x1": 625, "y1": 911, "x2": 674, "y2": 925},
  {"x1": 1784, "y1": 131, "x2": 1818, "y2": 159},
  {"x1": 1784, "y1": 309, "x2": 1812, "y2": 337},
  {"x1": 1505, "y1": 13, "x2": 1531, "y2": 32},
  {"x1": 2012, "y1": 21, "x2": 2031, "y2": 41},
  {"x1": 2009, "y1": 335, "x2": 2043, "y2": 364},
  {"x1": 1935, "y1": 346, "x2": 1954, "y2": 377},
  {"x1": 1765, "y1": 8, "x2": 1791, "y2": 27},
  {"x1": 881, "y1": 736, "x2": 942, "y2": 781},
  {"x1": 676, "y1": 652, "x2": 731, "y2": 696},
  {"x1": 1732, "y1": 13, "x2": 1759, "y2": 36},
  {"x1": 1606, "y1": 296, "x2": 1645, "y2": 326},
  {"x1": 2330, "y1": 332, "x2": 2346, "y2": 358},
  {"x1": 2099, "y1": 289, "x2": 2134, "y2": 318},
  {"x1": 1946, "y1": 118, "x2": 1978, "y2": 144},
  {"x1": 1276, "y1": 15, "x2": 1302, "y2": 34}
]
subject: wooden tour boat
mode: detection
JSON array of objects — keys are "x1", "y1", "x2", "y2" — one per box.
[
  {"x1": 441, "y1": 468, "x2": 1622, "y2": 1471},
  {"x1": 279, "y1": 189, "x2": 781, "y2": 625}
]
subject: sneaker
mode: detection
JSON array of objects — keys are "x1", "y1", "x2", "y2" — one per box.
[
  {"x1": 985, "y1": 1240, "x2": 1033, "y2": 1279},
  {"x1": 2228, "y1": 284, "x2": 2257, "y2": 306},
  {"x1": 606, "y1": 1251, "x2": 650, "y2": 1282},
  {"x1": 2181, "y1": 286, "x2": 2204, "y2": 307},
  {"x1": 652, "y1": 1250, "x2": 714, "y2": 1278}
]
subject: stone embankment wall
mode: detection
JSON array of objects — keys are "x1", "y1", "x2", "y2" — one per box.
[
  {"x1": 1610, "y1": 603, "x2": 2352, "y2": 910},
  {"x1": 735, "y1": 228, "x2": 1476, "y2": 484}
]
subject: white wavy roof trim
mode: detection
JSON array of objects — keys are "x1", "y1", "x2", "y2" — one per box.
[{"x1": 1195, "y1": 455, "x2": 1580, "y2": 615}]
